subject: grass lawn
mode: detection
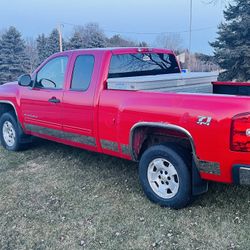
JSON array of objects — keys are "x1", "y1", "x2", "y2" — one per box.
[{"x1": 0, "y1": 138, "x2": 250, "y2": 249}]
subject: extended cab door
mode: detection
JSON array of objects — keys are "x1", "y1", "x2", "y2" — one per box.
[
  {"x1": 20, "y1": 55, "x2": 69, "y2": 133},
  {"x1": 61, "y1": 51, "x2": 99, "y2": 148}
]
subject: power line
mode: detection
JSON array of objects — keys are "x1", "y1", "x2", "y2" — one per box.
[{"x1": 61, "y1": 21, "x2": 217, "y2": 36}]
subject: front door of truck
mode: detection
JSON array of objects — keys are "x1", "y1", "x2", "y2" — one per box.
[
  {"x1": 61, "y1": 52, "x2": 97, "y2": 148},
  {"x1": 20, "y1": 56, "x2": 68, "y2": 134}
]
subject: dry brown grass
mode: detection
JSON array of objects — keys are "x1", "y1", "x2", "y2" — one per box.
[{"x1": 0, "y1": 138, "x2": 250, "y2": 249}]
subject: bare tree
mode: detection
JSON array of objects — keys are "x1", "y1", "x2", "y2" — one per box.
[
  {"x1": 155, "y1": 33, "x2": 184, "y2": 53},
  {"x1": 25, "y1": 37, "x2": 38, "y2": 73},
  {"x1": 189, "y1": 53, "x2": 220, "y2": 72}
]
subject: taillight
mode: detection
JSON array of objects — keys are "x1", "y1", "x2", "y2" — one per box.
[{"x1": 231, "y1": 113, "x2": 250, "y2": 152}]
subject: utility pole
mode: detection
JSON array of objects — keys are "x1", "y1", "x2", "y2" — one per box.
[
  {"x1": 188, "y1": 0, "x2": 193, "y2": 71},
  {"x1": 57, "y1": 23, "x2": 63, "y2": 52}
]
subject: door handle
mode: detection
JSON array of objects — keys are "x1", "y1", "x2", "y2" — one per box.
[{"x1": 48, "y1": 97, "x2": 60, "y2": 103}]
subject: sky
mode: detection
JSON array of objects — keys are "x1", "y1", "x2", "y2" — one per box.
[{"x1": 0, "y1": 0, "x2": 226, "y2": 54}]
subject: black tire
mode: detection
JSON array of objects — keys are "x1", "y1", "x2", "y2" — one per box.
[
  {"x1": 0, "y1": 111, "x2": 27, "y2": 151},
  {"x1": 139, "y1": 144, "x2": 192, "y2": 209}
]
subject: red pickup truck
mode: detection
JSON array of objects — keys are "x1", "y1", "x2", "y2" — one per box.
[{"x1": 0, "y1": 48, "x2": 249, "y2": 209}]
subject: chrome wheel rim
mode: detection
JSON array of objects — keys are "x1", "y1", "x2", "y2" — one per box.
[
  {"x1": 147, "y1": 158, "x2": 179, "y2": 199},
  {"x1": 2, "y1": 121, "x2": 16, "y2": 147}
]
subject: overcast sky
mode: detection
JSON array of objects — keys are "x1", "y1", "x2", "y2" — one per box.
[{"x1": 0, "y1": 0, "x2": 226, "y2": 54}]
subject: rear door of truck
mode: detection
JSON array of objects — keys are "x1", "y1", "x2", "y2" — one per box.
[{"x1": 61, "y1": 50, "x2": 101, "y2": 149}]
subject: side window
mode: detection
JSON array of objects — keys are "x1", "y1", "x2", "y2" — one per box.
[
  {"x1": 36, "y1": 56, "x2": 68, "y2": 89},
  {"x1": 71, "y1": 55, "x2": 95, "y2": 91}
]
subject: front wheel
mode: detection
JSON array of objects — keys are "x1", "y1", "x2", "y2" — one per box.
[
  {"x1": 139, "y1": 144, "x2": 192, "y2": 209},
  {"x1": 0, "y1": 112, "x2": 25, "y2": 151}
]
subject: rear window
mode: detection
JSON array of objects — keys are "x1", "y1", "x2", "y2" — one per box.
[{"x1": 108, "y1": 53, "x2": 180, "y2": 78}]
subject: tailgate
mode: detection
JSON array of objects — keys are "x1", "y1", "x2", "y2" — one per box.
[{"x1": 212, "y1": 81, "x2": 250, "y2": 96}]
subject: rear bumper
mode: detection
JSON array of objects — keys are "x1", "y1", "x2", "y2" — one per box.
[{"x1": 233, "y1": 165, "x2": 250, "y2": 185}]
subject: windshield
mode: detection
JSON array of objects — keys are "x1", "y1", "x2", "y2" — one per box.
[{"x1": 108, "y1": 53, "x2": 180, "y2": 78}]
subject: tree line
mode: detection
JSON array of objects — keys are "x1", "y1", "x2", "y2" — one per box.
[
  {"x1": 0, "y1": 23, "x2": 148, "y2": 84},
  {"x1": 0, "y1": 0, "x2": 249, "y2": 84}
]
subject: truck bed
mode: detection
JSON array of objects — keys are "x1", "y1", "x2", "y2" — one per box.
[{"x1": 107, "y1": 72, "x2": 218, "y2": 93}]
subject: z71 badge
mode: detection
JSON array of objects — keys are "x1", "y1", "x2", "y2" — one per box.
[{"x1": 197, "y1": 116, "x2": 212, "y2": 126}]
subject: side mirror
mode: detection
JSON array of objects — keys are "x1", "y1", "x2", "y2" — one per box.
[{"x1": 18, "y1": 74, "x2": 32, "y2": 87}]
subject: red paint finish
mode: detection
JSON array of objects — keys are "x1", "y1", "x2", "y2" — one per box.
[
  {"x1": 62, "y1": 51, "x2": 103, "y2": 138},
  {"x1": 21, "y1": 88, "x2": 63, "y2": 130},
  {"x1": 0, "y1": 48, "x2": 249, "y2": 185}
]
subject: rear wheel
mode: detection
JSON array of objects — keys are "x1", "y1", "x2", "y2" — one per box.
[
  {"x1": 0, "y1": 112, "x2": 28, "y2": 151},
  {"x1": 139, "y1": 144, "x2": 192, "y2": 209}
]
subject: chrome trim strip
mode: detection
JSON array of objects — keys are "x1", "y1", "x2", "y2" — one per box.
[
  {"x1": 100, "y1": 139, "x2": 119, "y2": 152},
  {"x1": 121, "y1": 144, "x2": 130, "y2": 155},
  {"x1": 197, "y1": 160, "x2": 220, "y2": 175},
  {"x1": 24, "y1": 123, "x2": 96, "y2": 147},
  {"x1": 24, "y1": 114, "x2": 38, "y2": 119}
]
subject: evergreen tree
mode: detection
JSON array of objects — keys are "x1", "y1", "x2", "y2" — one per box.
[
  {"x1": 46, "y1": 29, "x2": 61, "y2": 55},
  {"x1": 36, "y1": 33, "x2": 49, "y2": 64},
  {"x1": 36, "y1": 29, "x2": 64, "y2": 65},
  {"x1": 0, "y1": 26, "x2": 29, "y2": 84},
  {"x1": 67, "y1": 23, "x2": 107, "y2": 49},
  {"x1": 211, "y1": 0, "x2": 250, "y2": 81},
  {"x1": 108, "y1": 34, "x2": 136, "y2": 47},
  {"x1": 67, "y1": 31, "x2": 84, "y2": 49},
  {"x1": 82, "y1": 23, "x2": 107, "y2": 48}
]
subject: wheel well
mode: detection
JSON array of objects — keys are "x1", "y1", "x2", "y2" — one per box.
[
  {"x1": 130, "y1": 124, "x2": 208, "y2": 197},
  {"x1": 0, "y1": 103, "x2": 17, "y2": 119},
  {"x1": 130, "y1": 125, "x2": 195, "y2": 161}
]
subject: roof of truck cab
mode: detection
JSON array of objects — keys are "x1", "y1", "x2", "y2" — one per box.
[
  {"x1": 52, "y1": 47, "x2": 174, "y2": 57},
  {"x1": 72, "y1": 47, "x2": 173, "y2": 52}
]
